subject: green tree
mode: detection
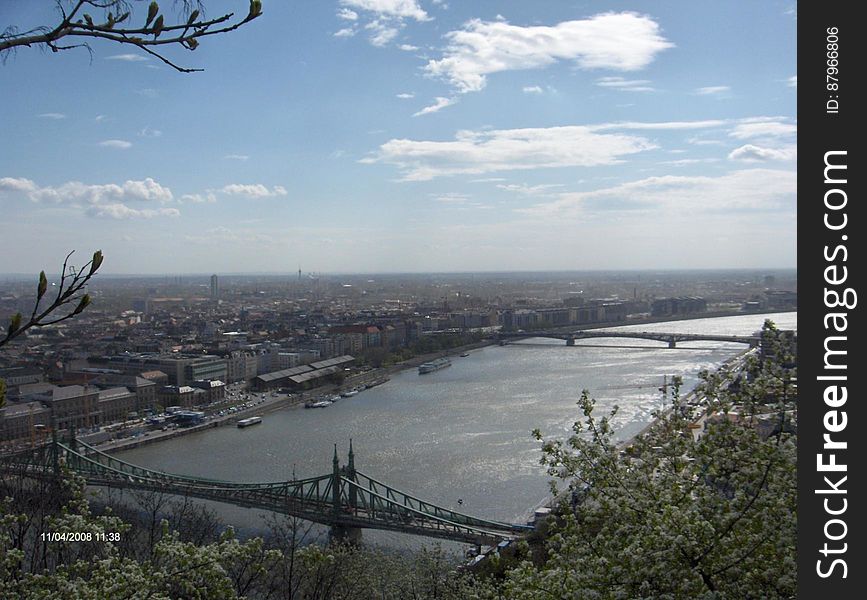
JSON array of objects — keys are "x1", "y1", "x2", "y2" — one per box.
[
  {"x1": 1, "y1": 1, "x2": 263, "y2": 73},
  {"x1": 499, "y1": 322, "x2": 797, "y2": 599}
]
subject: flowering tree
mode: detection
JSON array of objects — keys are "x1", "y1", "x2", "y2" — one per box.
[{"x1": 497, "y1": 321, "x2": 797, "y2": 599}]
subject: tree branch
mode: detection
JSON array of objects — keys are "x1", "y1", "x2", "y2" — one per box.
[{"x1": 0, "y1": 1, "x2": 262, "y2": 73}]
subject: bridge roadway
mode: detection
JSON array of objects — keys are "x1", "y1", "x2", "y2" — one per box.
[
  {"x1": 0, "y1": 437, "x2": 532, "y2": 546},
  {"x1": 497, "y1": 329, "x2": 760, "y2": 349}
]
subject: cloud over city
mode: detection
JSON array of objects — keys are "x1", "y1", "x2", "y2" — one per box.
[
  {"x1": 362, "y1": 125, "x2": 657, "y2": 180},
  {"x1": 520, "y1": 168, "x2": 795, "y2": 216}
]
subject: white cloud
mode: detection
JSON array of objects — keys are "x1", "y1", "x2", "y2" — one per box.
[
  {"x1": 138, "y1": 126, "x2": 162, "y2": 138},
  {"x1": 522, "y1": 85, "x2": 543, "y2": 94},
  {"x1": 337, "y1": 1, "x2": 428, "y2": 47},
  {"x1": 362, "y1": 125, "x2": 656, "y2": 180},
  {"x1": 87, "y1": 204, "x2": 180, "y2": 219},
  {"x1": 593, "y1": 119, "x2": 726, "y2": 131},
  {"x1": 687, "y1": 137, "x2": 724, "y2": 146},
  {"x1": 396, "y1": 92, "x2": 415, "y2": 99},
  {"x1": 728, "y1": 144, "x2": 796, "y2": 162},
  {"x1": 99, "y1": 139, "x2": 133, "y2": 149},
  {"x1": 0, "y1": 177, "x2": 38, "y2": 194},
  {"x1": 38, "y1": 112, "x2": 66, "y2": 119},
  {"x1": 412, "y1": 96, "x2": 456, "y2": 116},
  {"x1": 694, "y1": 85, "x2": 731, "y2": 95},
  {"x1": 432, "y1": 192, "x2": 470, "y2": 204},
  {"x1": 27, "y1": 178, "x2": 172, "y2": 204},
  {"x1": 660, "y1": 158, "x2": 720, "y2": 167},
  {"x1": 425, "y1": 13, "x2": 673, "y2": 93},
  {"x1": 787, "y1": 76, "x2": 797, "y2": 87},
  {"x1": 0, "y1": 176, "x2": 177, "y2": 218},
  {"x1": 729, "y1": 119, "x2": 796, "y2": 140},
  {"x1": 95, "y1": 115, "x2": 107, "y2": 122},
  {"x1": 224, "y1": 154, "x2": 250, "y2": 161},
  {"x1": 496, "y1": 183, "x2": 564, "y2": 195},
  {"x1": 521, "y1": 169, "x2": 795, "y2": 216},
  {"x1": 136, "y1": 88, "x2": 158, "y2": 98},
  {"x1": 596, "y1": 76, "x2": 655, "y2": 92},
  {"x1": 220, "y1": 184, "x2": 288, "y2": 198},
  {"x1": 365, "y1": 19, "x2": 400, "y2": 46},
  {"x1": 105, "y1": 53, "x2": 148, "y2": 62},
  {"x1": 180, "y1": 192, "x2": 218, "y2": 203},
  {"x1": 340, "y1": 0, "x2": 429, "y2": 22}
]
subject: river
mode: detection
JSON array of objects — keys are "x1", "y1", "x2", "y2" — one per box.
[{"x1": 117, "y1": 311, "x2": 796, "y2": 548}]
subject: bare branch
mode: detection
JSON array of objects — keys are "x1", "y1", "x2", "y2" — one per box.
[{"x1": 1, "y1": 1, "x2": 262, "y2": 72}]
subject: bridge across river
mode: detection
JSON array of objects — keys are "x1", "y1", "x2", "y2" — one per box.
[
  {"x1": 0, "y1": 436, "x2": 532, "y2": 546},
  {"x1": 498, "y1": 329, "x2": 760, "y2": 349}
]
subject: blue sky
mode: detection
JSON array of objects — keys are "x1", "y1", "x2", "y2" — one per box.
[{"x1": 1, "y1": 1, "x2": 797, "y2": 274}]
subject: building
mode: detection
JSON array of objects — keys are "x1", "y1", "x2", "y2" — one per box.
[
  {"x1": 191, "y1": 379, "x2": 226, "y2": 404},
  {"x1": 0, "y1": 366, "x2": 44, "y2": 389},
  {"x1": 252, "y1": 365, "x2": 314, "y2": 391},
  {"x1": 251, "y1": 355, "x2": 355, "y2": 392},
  {"x1": 651, "y1": 297, "x2": 708, "y2": 317},
  {"x1": 0, "y1": 401, "x2": 50, "y2": 443},
  {"x1": 93, "y1": 354, "x2": 227, "y2": 386},
  {"x1": 764, "y1": 290, "x2": 797, "y2": 310},
  {"x1": 210, "y1": 274, "x2": 219, "y2": 300},
  {"x1": 157, "y1": 385, "x2": 200, "y2": 409},
  {"x1": 226, "y1": 350, "x2": 258, "y2": 383},
  {"x1": 42, "y1": 385, "x2": 101, "y2": 431},
  {"x1": 97, "y1": 387, "x2": 138, "y2": 423}
]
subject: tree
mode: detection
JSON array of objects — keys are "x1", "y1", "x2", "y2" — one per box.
[
  {"x1": 499, "y1": 321, "x2": 797, "y2": 599},
  {"x1": 0, "y1": 250, "x2": 103, "y2": 408},
  {"x1": 1, "y1": 0, "x2": 263, "y2": 73}
]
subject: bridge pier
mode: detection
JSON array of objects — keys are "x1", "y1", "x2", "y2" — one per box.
[
  {"x1": 668, "y1": 339, "x2": 676, "y2": 349},
  {"x1": 566, "y1": 335, "x2": 575, "y2": 346},
  {"x1": 329, "y1": 524, "x2": 363, "y2": 546}
]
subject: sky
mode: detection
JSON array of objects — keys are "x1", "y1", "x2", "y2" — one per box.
[{"x1": 0, "y1": 1, "x2": 797, "y2": 275}]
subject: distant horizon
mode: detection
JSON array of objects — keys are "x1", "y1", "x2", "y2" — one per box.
[{"x1": 0, "y1": 266, "x2": 798, "y2": 281}]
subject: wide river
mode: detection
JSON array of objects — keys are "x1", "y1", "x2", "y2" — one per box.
[{"x1": 118, "y1": 312, "x2": 796, "y2": 548}]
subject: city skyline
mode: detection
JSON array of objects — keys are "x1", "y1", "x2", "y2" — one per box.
[{"x1": 1, "y1": 1, "x2": 796, "y2": 274}]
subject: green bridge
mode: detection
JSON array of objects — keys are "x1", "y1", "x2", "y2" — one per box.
[{"x1": 0, "y1": 436, "x2": 532, "y2": 545}]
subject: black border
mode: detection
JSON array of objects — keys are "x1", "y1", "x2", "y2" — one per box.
[{"x1": 798, "y1": 2, "x2": 863, "y2": 596}]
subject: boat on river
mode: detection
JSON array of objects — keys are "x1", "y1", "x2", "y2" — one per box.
[
  {"x1": 237, "y1": 416, "x2": 262, "y2": 428},
  {"x1": 418, "y1": 357, "x2": 451, "y2": 374}
]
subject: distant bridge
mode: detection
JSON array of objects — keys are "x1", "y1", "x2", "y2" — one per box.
[
  {"x1": 0, "y1": 437, "x2": 532, "y2": 546},
  {"x1": 497, "y1": 329, "x2": 760, "y2": 349}
]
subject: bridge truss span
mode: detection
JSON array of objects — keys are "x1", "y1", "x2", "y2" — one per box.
[
  {"x1": 498, "y1": 329, "x2": 760, "y2": 349},
  {"x1": 0, "y1": 437, "x2": 531, "y2": 546}
]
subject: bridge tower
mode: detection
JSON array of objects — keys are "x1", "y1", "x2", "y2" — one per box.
[
  {"x1": 347, "y1": 439, "x2": 357, "y2": 511},
  {"x1": 329, "y1": 444, "x2": 362, "y2": 545}
]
